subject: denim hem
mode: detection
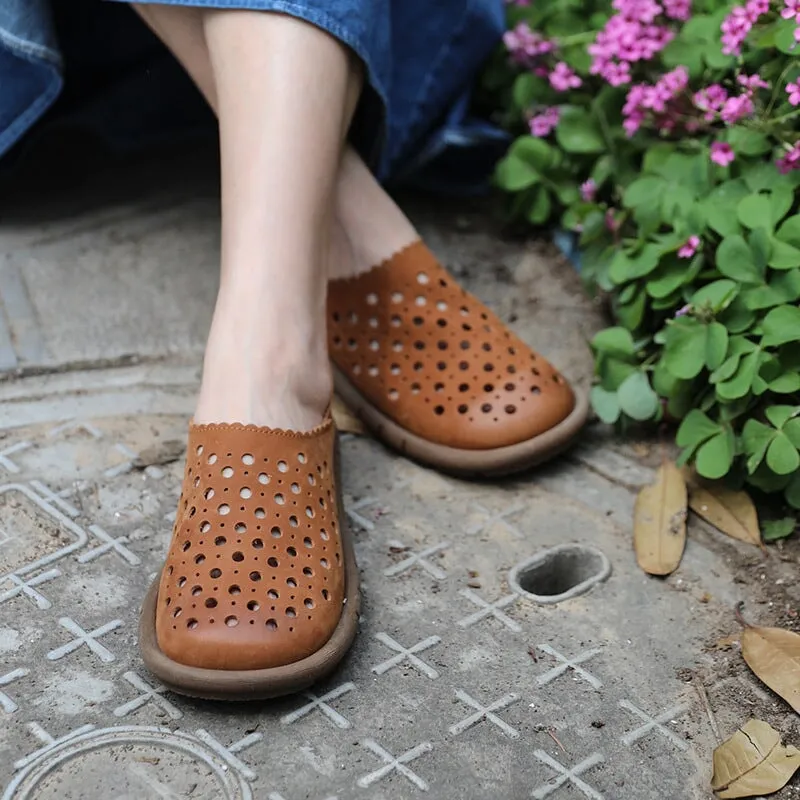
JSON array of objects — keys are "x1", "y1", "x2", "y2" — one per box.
[
  {"x1": 0, "y1": 25, "x2": 61, "y2": 65},
  {"x1": 105, "y1": 0, "x2": 388, "y2": 110},
  {"x1": 0, "y1": 44, "x2": 63, "y2": 158}
]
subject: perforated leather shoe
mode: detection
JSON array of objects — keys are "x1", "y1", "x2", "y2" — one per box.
[
  {"x1": 139, "y1": 414, "x2": 359, "y2": 700},
  {"x1": 327, "y1": 241, "x2": 588, "y2": 476}
]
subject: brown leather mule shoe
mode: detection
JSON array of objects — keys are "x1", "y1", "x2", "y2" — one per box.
[
  {"x1": 328, "y1": 241, "x2": 588, "y2": 476},
  {"x1": 139, "y1": 414, "x2": 359, "y2": 700}
]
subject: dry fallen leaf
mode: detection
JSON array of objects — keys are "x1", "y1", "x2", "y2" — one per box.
[
  {"x1": 634, "y1": 461, "x2": 687, "y2": 575},
  {"x1": 738, "y1": 608, "x2": 800, "y2": 713},
  {"x1": 331, "y1": 395, "x2": 366, "y2": 436},
  {"x1": 687, "y1": 478, "x2": 761, "y2": 547},
  {"x1": 712, "y1": 718, "x2": 800, "y2": 798}
]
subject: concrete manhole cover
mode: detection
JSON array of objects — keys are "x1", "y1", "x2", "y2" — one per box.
[{"x1": 3, "y1": 726, "x2": 253, "y2": 800}]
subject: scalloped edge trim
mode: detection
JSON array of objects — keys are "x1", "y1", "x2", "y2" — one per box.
[
  {"x1": 189, "y1": 411, "x2": 333, "y2": 440},
  {"x1": 331, "y1": 239, "x2": 433, "y2": 284}
]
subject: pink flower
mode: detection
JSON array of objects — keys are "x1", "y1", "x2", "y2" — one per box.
[
  {"x1": 782, "y1": 0, "x2": 800, "y2": 21},
  {"x1": 580, "y1": 179, "x2": 597, "y2": 202},
  {"x1": 710, "y1": 142, "x2": 735, "y2": 166},
  {"x1": 787, "y1": 82, "x2": 800, "y2": 106},
  {"x1": 737, "y1": 73, "x2": 770, "y2": 92},
  {"x1": 663, "y1": 0, "x2": 691, "y2": 19},
  {"x1": 720, "y1": 93, "x2": 755, "y2": 124},
  {"x1": 678, "y1": 235, "x2": 701, "y2": 259},
  {"x1": 777, "y1": 143, "x2": 800, "y2": 173},
  {"x1": 605, "y1": 209, "x2": 620, "y2": 232},
  {"x1": 529, "y1": 107, "x2": 560, "y2": 137},
  {"x1": 621, "y1": 68, "x2": 688, "y2": 136},
  {"x1": 549, "y1": 62, "x2": 582, "y2": 92},
  {"x1": 720, "y1": 1, "x2": 766, "y2": 55},
  {"x1": 503, "y1": 22, "x2": 556, "y2": 66},
  {"x1": 674, "y1": 304, "x2": 692, "y2": 317},
  {"x1": 694, "y1": 84, "x2": 729, "y2": 121}
]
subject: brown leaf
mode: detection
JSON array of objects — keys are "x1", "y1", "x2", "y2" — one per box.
[
  {"x1": 633, "y1": 461, "x2": 687, "y2": 576},
  {"x1": 331, "y1": 395, "x2": 366, "y2": 436},
  {"x1": 687, "y1": 479, "x2": 761, "y2": 547},
  {"x1": 712, "y1": 718, "x2": 800, "y2": 798},
  {"x1": 741, "y1": 622, "x2": 800, "y2": 713}
]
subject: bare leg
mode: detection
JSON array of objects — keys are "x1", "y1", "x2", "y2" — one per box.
[
  {"x1": 134, "y1": 3, "x2": 417, "y2": 290},
  {"x1": 136, "y1": 4, "x2": 362, "y2": 429}
]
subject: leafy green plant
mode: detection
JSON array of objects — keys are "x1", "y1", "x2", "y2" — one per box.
[{"x1": 484, "y1": 0, "x2": 800, "y2": 513}]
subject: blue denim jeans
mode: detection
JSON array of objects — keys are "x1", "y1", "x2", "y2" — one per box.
[{"x1": 0, "y1": 0, "x2": 509, "y2": 189}]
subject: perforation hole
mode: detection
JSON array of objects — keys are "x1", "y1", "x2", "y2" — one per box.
[
  {"x1": 287, "y1": 546, "x2": 298, "y2": 557},
  {"x1": 484, "y1": 364, "x2": 495, "y2": 372},
  {"x1": 207, "y1": 454, "x2": 218, "y2": 465},
  {"x1": 532, "y1": 386, "x2": 542, "y2": 395},
  {"x1": 484, "y1": 383, "x2": 495, "y2": 392},
  {"x1": 247, "y1": 600, "x2": 260, "y2": 612},
  {"x1": 252, "y1": 538, "x2": 264, "y2": 549},
  {"x1": 287, "y1": 577, "x2": 297, "y2": 588},
  {"x1": 391, "y1": 314, "x2": 402, "y2": 327},
  {"x1": 303, "y1": 567, "x2": 314, "y2": 577},
  {"x1": 286, "y1": 607, "x2": 297, "y2": 618},
  {"x1": 505, "y1": 404, "x2": 517, "y2": 414},
  {"x1": 268, "y1": 589, "x2": 279, "y2": 600},
  {"x1": 225, "y1": 616, "x2": 239, "y2": 627},
  {"x1": 242, "y1": 454, "x2": 254, "y2": 466},
  {"x1": 369, "y1": 339, "x2": 379, "y2": 351},
  {"x1": 434, "y1": 382, "x2": 445, "y2": 392},
  {"x1": 391, "y1": 292, "x2": 404, "y2": 303},
  {"x1": 411, "y1": 383, "x2": 421, "y2": 394},
  {"x1": 255, "y1": 508, "x2": 266, "y2": 519},
  {"x1": 368, "y1": 366, "x2": 379, "y2": 377},
  {"x1": 229, "y1": 585, "x2": 241, "y2": 595},
  {"x1": 417, "y1": 272, "x2": 429, "y2": 285},
  {"x1": 222, "y1": 467, "x2": 234, "y2": 479},
  {"x1": 196, "y1": 445, "x2": 204, "y2": 456},
  {"x1": 437, "y1": 301, "x2": 448, "y2": 311},
  {"x1": 235, "y1": 523, "x2": 247, "y2": 535},
  {"x1": 187, "y1": 618, "x2": 198, "y2": 630},
  {"x1": 289, "y1": 515, "x2": 299, "y2": 528},
  {"x1": 266, "y1": 619, "x2": 278, "y2": 630},
  {"x1": 249, "y1": 571, "x2": 262, "y2": 582},
  {"x1": 415, "y1": 296, "x2": 426, "y2": 307},
  {"x1": 482, "y1": 403, "x2": 492, "y2": 413},
  {"x1": 182, "y1": 541, "x2": 191, "y2": 552},
  {"x1": 274, "y1": 493, "x2": 286, "y2": 506},
  {"x1": 210, "y1": 568, "x2": 222, "y2": 578},
  {"x1": 322, "y1": 589, "x2": 330, "y2": 600},
  {"x1": 291, "y1": 483, "x2": 301, "y2": 494},
  {"x1": 200, "y1": 522, "x2": 211, "y2": 534},
  {"x1": 268, "y1": 557, "x2": 279, "y2": 568},
  {"x1": 204, "y1": 488, "x2": 215, "y2": 501},
  {"x1": 434, "y1": 406, "x2": 445, "y2": 415},
  {"x1": 459, "y1": 361, "x2": 469, "y2": 371},
  {"x1": 505, "y1": 382, "x2": 516, "y2": 391},
  {"x1": 304, "y1": 598, "x2": 315, "y2": 609},
  {"x1": 277, "y1": 460, "x2": 288, "y2": 473},
  {"x1": 173, "y1": 607, "x2": 183, "y2": 618},
  {"x1": 271, "y1": 526, "x2": 282, "y2": 538},
  {"x1": 366, "y1": 292, "x2": 378, "y2": 305},
  {"x1": 191, "y1": 585, "x2": 202, "y2": 596},
  {"x1": 390, "y1": 364, "x2": 401, "y2": 376},
  {"x1": 205, "y1": 598, "x2": 217, "y2": 609},
  {"x1": 320, "y1": 558, "x2": 330, "y2": 569},
  {"x1": 240, "y1": 487, "x2": 252, "y2": 500},
  {"x1": 194, "y1": 554, "x2": 206, "y2": 565},
  {"x1": 320, "y1": 528, "x2": 330, "y2": 541},
  {"x1": 297, "y1": 452, "x2": 307, "y2": 464},
  {"x1": 458, "y1": 404, "x2": 468, "y2": 414},
  {"x1": 214, "y1": 536, "x2": 226, "y2": 546},
  {"x1": 305, "y1": 507, "x2": 315, "y2": 519},
  {"x1": 178, "y1": 576, "x2": 187, "y2": 588},
  {"x1": 218, "y1": 504, "x2": 230, "y2": 516}
]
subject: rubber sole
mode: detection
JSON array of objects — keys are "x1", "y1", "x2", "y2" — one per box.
[
  {"x1": 138, "y1": 446, "x2": 360, "y2": 701},
  {"x1": 333, "y1": 366, "x2": 590, "y2": 478}
]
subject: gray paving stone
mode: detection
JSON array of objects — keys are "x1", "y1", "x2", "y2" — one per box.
[{"x1": 1, "y1": 154, "x2": 798, "y2": 799}]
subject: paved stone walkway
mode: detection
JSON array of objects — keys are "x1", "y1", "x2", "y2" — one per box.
[{"x1": 0, "y1": 149, "x2": 797, "y2": 799}]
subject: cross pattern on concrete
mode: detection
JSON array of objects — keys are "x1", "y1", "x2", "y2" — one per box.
[
  {"x1": 77, "y1": 524, "x2": 141, "y2": 567},
  {"x1": 195, "y1": 728, "x2": 263, "y2": 782},
  {"x1": 0, "y1": 668, "x2": 29, "y2": 713},
  {"x1": 113, "y1": 671, "x2": 183, "y2": 720},
  {"x1": 456, "y1": 588, "x2": 521, "y2": 633},
  {"x1": 465, "y1": 502, "x2": 526, "y2": 537},
  {"x1": 46, "y1": 617, "x2": 122, "y2": 664},
  {"x1": 357, "y1": 739, "x2": 433, "y2": 791},
  {"x1": 372, "y1": 632, "x2": 441, "y2": 679},
  {"x1": 14, "y1": 721, "x2": 96, "y2": 771},
  {"x1": 448, "y1": 689, "x2": 520, "y2": 739},
  {"x1": 0, "y1": 441, "x2": 31, "y2": 474},
  {"x1": 281, "y1": 681, "x2": 355, "y2": 729},
  {"x1": 383, "y1": 540, "x2": 449, "y2": 580},
  {"x1": 619, "y1": 700, "x2": 690, "y2": 751},
  {"x1": 103, "y1": 442, "x2": 139, "y2": 479},
  {"x1": 536, "y1": 644, "x2": 603, "y2": 690},
  {"x1": 29, "y1": 480, "x2": 81, "y2": 518},
  {"x1": 48, "y1": 420, "x2": 103, "y2": 439},
  {"x1": 532, "y1": 750, "x2": 605, "y2": 800},
  {"x1": 345, "y1": 497, "x2": 378, "y2": 531},
  {"x1": 0, "y1": 569, "x2": 60, "y2": 610}
]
